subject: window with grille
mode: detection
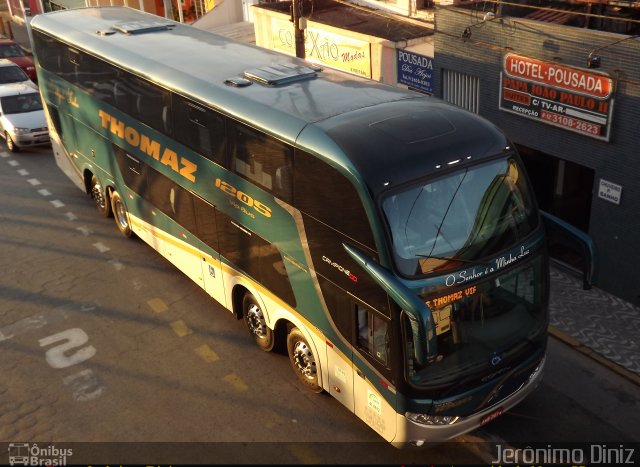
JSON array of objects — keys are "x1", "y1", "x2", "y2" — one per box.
[{"x1": 442, "y1": 69, "x2": 480, "y2": 114}]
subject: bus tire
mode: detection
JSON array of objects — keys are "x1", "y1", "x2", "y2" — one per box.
[
  {"x1": 287, "y1": 327, "x2": 322, "y2": 393},
  {"x1": 242, "y1": 292, "x2": 274, "y2": 352},
  {"x1": 110, "y1": 189, "x2": 132, "y2": 237},
  {"x1": 90, "y1": 175, "x2": 111, "y2": 217}
]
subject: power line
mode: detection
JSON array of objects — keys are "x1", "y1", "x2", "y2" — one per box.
[
  {"x1": 436, "y1": 25, "x2": 640, "y2": 86},
  {"x1": 455, "y1": 0, "x2": 640, "y2": 26}
]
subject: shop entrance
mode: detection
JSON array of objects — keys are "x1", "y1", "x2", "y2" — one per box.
[{"x1": 518, "y1": 145, "x2": 594, "y2": 269}]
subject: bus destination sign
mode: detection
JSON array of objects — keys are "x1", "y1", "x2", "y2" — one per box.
[{"x1": 499, "y1": 53, "x2": 614, "y2": 141}]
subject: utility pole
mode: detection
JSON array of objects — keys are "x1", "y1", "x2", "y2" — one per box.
[{"x1": 291, "y1": 0, "x2": 305, "y2": 59}]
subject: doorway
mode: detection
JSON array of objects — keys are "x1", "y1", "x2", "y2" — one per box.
[{"x1": 518, "y1": 145, "x2": 595, "y2": 269}]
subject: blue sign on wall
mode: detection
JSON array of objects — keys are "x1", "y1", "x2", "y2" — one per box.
[{"x1": 397, "y1": 50, "x2": 434, "y2": 94}]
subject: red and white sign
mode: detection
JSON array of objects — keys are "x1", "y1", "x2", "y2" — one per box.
[
  {"x1": 499, "y1": 53, "x2": 615, "y2": 141},
  {"x1": 504, "y1": 53, "x2": 613, "y2": 99}
]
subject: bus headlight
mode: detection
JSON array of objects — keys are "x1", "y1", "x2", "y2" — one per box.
[{"x1": 407, "y1": 412, "x2": 459, "y2": 426}]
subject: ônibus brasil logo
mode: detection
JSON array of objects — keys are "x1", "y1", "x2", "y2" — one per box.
[{"x1": 7, "y1": 443, "x2": 72, "y2": 466}]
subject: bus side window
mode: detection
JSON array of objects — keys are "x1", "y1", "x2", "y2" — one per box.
[
  {"x1": 109, "y1": 74, "x2": 166, "y2": 134},
  {"x1": 317, "y1": 276, "x2": 352, "y2": 341},
  {"x1": 32, "y1": 31, "x2": 60, "y2": 73},
  {"x1": 114, "y1": 144, "x2": 198, "y2": 234},
  {"x1": 230, "y1": 122, "x2": 292, "y2": 203},
  {"x1": 193, "y1": 195, "x2": 218, "y2": 252},
  {"x1": 47, "y1": 104, "x2": 63, "y2": 137},
  {"x1": 216, "y1": 208, "x2": 296, "y2": 307},
  {"x1": 146, "y1": 168, "x2": 197, "y2": 233},
  {"x1": 356, "y1": 304, "x2": 390, "y2": 367},
  {"x1": 173, "y1": 97, "x2": 226, "y2": 165},
  {"x1": 294, "y1": 149, "x2": 375, "y2": 250},
  {"x1": 129, "y1": 76, "x2": 169, "y2": 134}
]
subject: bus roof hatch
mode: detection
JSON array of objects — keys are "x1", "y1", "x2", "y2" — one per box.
[
  {"x1": 243, "y1": 63, "x2": 321, "y2": 86},
  {"x1": 112, "y1": 20, "x2": 174, "y2": 35}
]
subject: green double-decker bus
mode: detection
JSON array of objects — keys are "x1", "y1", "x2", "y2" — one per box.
[{"x1": 31, "y1": 7, "x2": 595, "y2": 447}]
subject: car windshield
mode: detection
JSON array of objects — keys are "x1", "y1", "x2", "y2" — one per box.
[
  {"x1": 382, "y1": 157, "x2": 538, "y2": 277},
  {"x1": 0, "y1": 66, "x2": 28, "y2": 84},
  {"x1": 1, "y1": 93, "x2": 43, "y2": 114},
  {"x1": 0, "y1": 44, "x2": 25, "y2": 58}
]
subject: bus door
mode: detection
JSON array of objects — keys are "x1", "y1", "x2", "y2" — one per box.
[
  {"x1": 317, "y1": 277, "x2": 354, "y2": 410},
  {"x1": 193, "y1": 199, "x2": 226, "y2": 307},
  {"x1": 353, "y1": 302, "x2": 397, "y2": 441}
]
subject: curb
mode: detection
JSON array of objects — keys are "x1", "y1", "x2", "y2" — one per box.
[{"x1": 549, "y1": 325, "x2": 640, "y2": 387}]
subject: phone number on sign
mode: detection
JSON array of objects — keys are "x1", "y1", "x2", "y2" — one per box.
[{"x1": 540, "y1": 110, "x2": 601, "y2": 136}]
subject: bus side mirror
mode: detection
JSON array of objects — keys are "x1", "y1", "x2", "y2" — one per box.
[
  {"x1": 342, "y1": 242, "x2": 438, "y2": 365},
  {"x1": 541, "y1": 211, "x2": 598, "y2": 290}
]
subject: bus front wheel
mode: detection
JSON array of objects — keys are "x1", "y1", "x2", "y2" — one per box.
[
  {"x1": 110, "y1": 190, "x2": 132, "y2": 237},
  {"x1": 287, "y1": 327, "x2": 322, "y2": 393},
  {"x1": 243, "y1": 292, "x2": 274, "y2": 352}
]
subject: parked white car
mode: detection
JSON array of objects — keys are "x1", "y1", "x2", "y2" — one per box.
[{"x1": 0, "y1": 83, "x2": 49, "y2": 152}]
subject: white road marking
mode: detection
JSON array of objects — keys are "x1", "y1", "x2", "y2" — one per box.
[{"x1": 92, "y1": 242, "x2": 110, "y2": 253}]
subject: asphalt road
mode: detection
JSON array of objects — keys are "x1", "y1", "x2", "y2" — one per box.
[{"x1": 1, "y1": 145, "x2": 638, "y2": 465}]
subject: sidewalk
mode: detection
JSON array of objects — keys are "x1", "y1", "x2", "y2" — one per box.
[{"x1": 549, "y1": 264, "x2": 640, "y2": 384}]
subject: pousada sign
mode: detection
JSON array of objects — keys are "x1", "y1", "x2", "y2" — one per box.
[{"x1": 499, "y1": 53, "x2": 615, "y2": 141}]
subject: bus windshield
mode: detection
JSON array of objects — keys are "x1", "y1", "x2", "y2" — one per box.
[
  {"x1": 407, "y1": 254, "x2": 547, "y2": 388},
  {"x1": 382, "y1": 157, "x2": 538, "y2": 277}
]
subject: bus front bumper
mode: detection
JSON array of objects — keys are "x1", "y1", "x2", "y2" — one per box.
[{"x1": 392, "y1": 356, "x2": 545, "y2": 448}]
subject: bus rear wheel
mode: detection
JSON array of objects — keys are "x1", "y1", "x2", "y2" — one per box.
[
  {"x1": 110, "y1": 189, "x2": 132, "y2": 237},
  {"x1": 90, "y1": 175, "x2": 111, "y2": 217},
  {"x1": 287, "y1": 327, "x2": 322, "y2": 393},
  {"x1": 243, "y1": 292, "x2": 274, "y2": 351}
]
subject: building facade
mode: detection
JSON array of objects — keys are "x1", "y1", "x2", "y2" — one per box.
[
  {"x1": 434, "y1": 5, "x2": 640, "y2": 304},
  {"x1": 251, "y1": 1, "x2": 639, "y2": 305},
  {"x1": 252, "y1": 1, "x2": 434, "y2": 86}
]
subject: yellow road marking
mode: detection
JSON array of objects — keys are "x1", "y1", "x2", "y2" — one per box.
[
  {"x1": 261, "y1": 408, "x2": 285, "y2": 429},
  {"x1": 170, "y1": 319, "x2": 192, "y2": 337},
  {"x1": 288, "y1": 444, "x2": 322, "y2": 464},
  {"x1": 194, "y1": 344, "x2": 219, "y2": 362},
  {"x1": 223, "y1": 373, "x2": 248, "y2": 392},
  {"x1": 147, "y1": 298, "x2": 168, "y2": 313}
]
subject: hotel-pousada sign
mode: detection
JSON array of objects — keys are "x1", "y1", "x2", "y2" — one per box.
[{"x1": 499, "y1": 53, "x2": 614, "y2": 141}]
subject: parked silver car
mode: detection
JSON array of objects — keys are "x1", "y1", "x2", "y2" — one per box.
[{"x1": 0, "y1": 83, "x2": 49, "y2": 152}]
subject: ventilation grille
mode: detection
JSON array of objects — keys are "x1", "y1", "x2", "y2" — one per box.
[{"x1": 442, "y1": 69, "x2": 480, "y2": 114}]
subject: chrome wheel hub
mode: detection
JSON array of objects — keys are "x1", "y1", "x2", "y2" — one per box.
[
  {"x1": 92, "y1": 184, "x2": 105, "y2": 210},
  {"x1": 246, "y1": 303, "x2": 267, "y2": 339},
  {"x1": 114, "y1": 201, "x2": 127, "y2": 229},
  {"x1": 293, "y1": 340, "x2": 316, "y2": 380}
]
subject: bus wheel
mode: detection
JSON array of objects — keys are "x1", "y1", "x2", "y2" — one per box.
[
  {"x1": 90, "y1": 175, "x2": 111, "y2": 217},
  {"x1": 287, "y1": 327, "x2": 322, "y2": 393},
  {"x1": 5, "y1": 132, "x2": 18, "y2": 152},
  {"x1": 110, "y1": 190, "x2": 132, "y2": 237},
  {"x1": 243, "y1": 292, "x2": 274, "y2": 351}
]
